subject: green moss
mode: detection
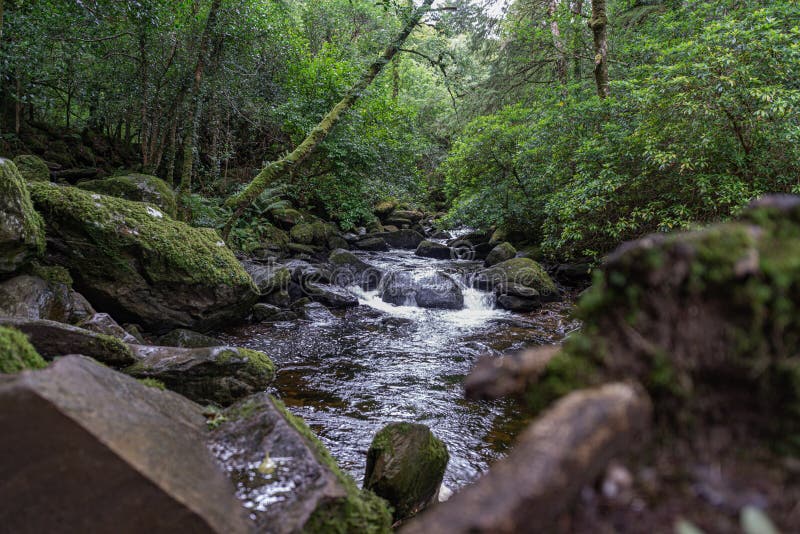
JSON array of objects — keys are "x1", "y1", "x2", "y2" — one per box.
[
  {"x1": 138, "y1": 377, "x2": 166, "y2": 390},
  {"x1": 0, "y1": 326, "x2": 48, "y2": 374},
  {"x1": 290, "y1": 221, "x2": 335, "y2": 246},
  {"x1": 482, "y1": 257, "x2": 558, "y2": 296},
  {"x1": 13, "y1": 155, "x2": 50, "y2": 182},
  {"x1": 28, "y1": 262, "x2": 73, "y2": 287},
  {"x1": 0, "y1": 159, "x2": 46, "y2": 268},
  {"x1": 524, "y1": 343, "x2": 598, "y2": 413},
  {"x1": 78, "y1": 174, "x2": 177, "y2": 218},
  {"x1": 96, "y1": 332, "x2": 136, "y2": 362},
  {"x1": 271, "y1": 397, "x2": 393, "y2": 533},
  {"x1": 29, "y1": 183, "x2": 256, "y2": 291}
]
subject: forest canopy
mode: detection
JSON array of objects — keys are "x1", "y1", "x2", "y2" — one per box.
[{"x1": 1, "y1": 0, "x2": 798, "y2": 261}]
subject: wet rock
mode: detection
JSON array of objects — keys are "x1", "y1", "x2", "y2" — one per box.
[
  {"x1": 77, "y1": 173, "x2": 177, "y2": 218},
  {"x1": 356, "y1": 236, "x2": 390, "y2": 251},
  {"x1": 485, "y1": 242, "x2": 517, "y2": 267},
  {"x1": 241, "y1": 260, "x2": 291, "y2": 295},
  {"x1": 0, "y1": 159, "x2": 44, "y2": 275},
  {"x1": 252, "y1": 303, "x2": 298, "y2": 322},
  {"x1": 126, "y1": 344, "x2": 275, "y2": 406},
  {"x1": 430, "y1": 230, "x2": 452, "y2": 240},
  {"x1": 489, "y1": 228, "x2": 508, "y2": 246},
  {"x1": 381, "y1": 317, "x2": 414, "y2": 327},
  {"x1": 474, "y1": 258, "x2": 559, "y2": 302},
  {"x1": 392, "y1": 210, "x2": 424, "y2": 223},
  {"x1": 290, "y1": 220, "x2": 337, "y2": 246},
  {"x1": 327, "y1": 235, "x2": 350, "y2": 250},
  {"x1": 379, "y1": 229, "x2": 425, "y2": 250},
  {"x1": 79, "y1": 313, "x2": 139, "y2": 343},
  {"x1": 13, "y1": 154, "x2": 50, "y2": 182},
  {"x1": 496, "y1": 294, "x2": 540, "y2": 313},
  {"x1": 554, "y1": 263, "x2": 593, "y2": 285},
  {"x1": 415, "y1": 273, "x2": 465, "y2": 310},
  {"x1": 210, "y1": 394, "x2": 392, "y2": 533},
  {"x1": 415, "y1": 240, "x2": 452, "y2": 260},
  {"x1": 0, "y1": 317, "x2": 135, "y2": 366},
  {"x1": 302, "y1": 302, "x2": 337, "y2": 322},
  {"x1": 29, "y1": 183, "x2": 258, "y2": 333},
  {"x1": 450, "y1": 239, "x2": 493, "y2": 261},
  {"x1": 329, "y1": 248, "x2": 383, "y2": 290},
  {"x1": 156, "y1": 328, "x2": 222, "y2": 348},
  {"x1": 0, "y1": 355, "x2": 251, "y2": 533},
  {"x1": 0, "y1": 325, "x2": 48, "y2": 374},
  {"x1": 364, "y1": 422, "x2": 449, "y2": 521},
  {"x1": 306, "y1": 283, "x2": 359, "y2": 309},
  {"x1": 401, "y1": 383, "x2": 652, "y2": 534},
  {"x1": 0, "y1": 273, "x2": 95, "y2": 324},
  {"x1": 447, "y1": 230, "x2": 492, "y2": 247},
  {"x1": 380, "y1": 271, "x2": 417, "y2": 306}
]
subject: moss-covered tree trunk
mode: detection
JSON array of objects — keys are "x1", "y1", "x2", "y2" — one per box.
[
  {"x1": 179, "y1": 0, "x2": 222, "y2": 196},
  {"x1": 589, "y1": 0, "x2": 609, "y2": 98},
  {"x1": 221, "y1": 0, "x2": 436, "y2": 239}
]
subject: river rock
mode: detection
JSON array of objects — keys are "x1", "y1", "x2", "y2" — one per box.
[
  {"x1": 379, "y1": 229, "x2": 425, "y2": 249},
  {"x1": 13, "y1": 154, "x2": 51, "y2": 182},
  {"x1": 252, "y1": 303, "x2": 298, "y2": 322},
  {"x1": 0, "y1": 317, "x2": 135, "y2": 366},
  {"x1": 290, "y1": 220, "x2": 337, "y2": 246},
  {"x1": 79, "y1": 313, "x2": 140, "y2": 343},
  {"x1": 305, "y1": 282, "x2": 359, "y2": 308},
  {"x1": 329, "y1": 248, "x2": 383, "y2": 290},
  {"x1": 485, "y1": 242, "x2": 517, "y2": 267},
  {"x1": 210, "y1": 394, "x2": 391, "y2": 533},
  {"x1": 392, "y1": 210, "x2": 424, "y2": 223},
  {"x1": 0, "y1": 159, "x2": 44, "y2": 275},
  {"x1": 270, "y1": 207, "x2": 305, "y2": 229},
  {"x1": 356, "y1": 236, "x2": 390, "y2": 251},
  {"x1": 474, "y1": 258, "x2": 559, "y2": 302},
  {"x1": 386, "y1": 217, "x2": 412, "y2": 228},
  {"x1": 415, "y1": 272, "x2": 465, "y2": 310},
  {"x1": 241, "y1": 260, "x2": 291, "y2": 295},
  {"x1": 0, "y1": 355, "x2": 251, "y2": 533},
  {"x1": 554, "y1": 263, "x2": 593, "y2": 285},
  {"x1": 302, "y1": 302, "x2": 337, "y2": 322},
  {"x1": 156, "y1": 328, "x2": 222, "y2": 348},
  {"x1": 416, "y1": 240, "x2": 452, "y2": 260},
  {"x1": 364, "y1": 422, "x2": 449, "y2": 521},
  {"x1": 77, "y1": 173, "x2": 178, "y2": 218},
  {"x1": 0, "y1": 272, "x2": 95, "y2": 324},
  {"x1": 380, "y1": 271, "x2": 417, "y2": 306},
  {"x1": 28, "y1": 183, "x2": 258, "y2": 333},
  {"x1": 126, "y1": 344, "x2": 275, "y2": 406},
  {"x1": 0, "y1": 325, "x2": 48, "y2": 374},
  {"x1": 493, "y1": 282, "x2": 541, "y2": 312},
  {"x1": 430, "y1": 230, "x2": 451, "y2": 240}
]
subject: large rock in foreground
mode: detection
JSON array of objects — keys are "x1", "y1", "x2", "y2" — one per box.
[
  {"x1": 29, "y1": 183, "x2": 258, "y2": 333},
  {"x1": 0, "y1": 159, "x2": 44, "y2": 275},
  {"x1": 77, "y1": 173, "x2": 178, "y2": 218},
  {"x1": 0, "y1": 356, "x2": 251, "y2": 533},
  {"x1": 210, "y1": 394, "x2": 392, "y2": 533},
  {"x1": 364, "y1": 422, "x2": 449, "y2": 521}
]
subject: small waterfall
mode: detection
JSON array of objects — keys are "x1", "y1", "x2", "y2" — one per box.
[{"x1": 463, "y1": 287, "x2": 495, "y2": 311}]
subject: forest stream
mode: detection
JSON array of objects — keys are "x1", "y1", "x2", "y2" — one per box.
[{"x1": 220, "y1": 234, "x2": 578, "y2": 493}]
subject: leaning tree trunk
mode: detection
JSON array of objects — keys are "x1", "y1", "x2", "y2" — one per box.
[
  {"x1": 221, "y1": 0, "x2": 436, "y2": 239},
  {"x1": 589, "y1": 0, "x2": 609, "y2": 98},
  {"x1": 179, "y1": 0, "x2": 222, "y2": 195}
]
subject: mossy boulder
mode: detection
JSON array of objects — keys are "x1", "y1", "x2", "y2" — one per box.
[
  {"x1": 290, "y1": 220, "x2": 337, "y2": 246},
  {"x1": 364, "y1": 422, "x2": 449, "y2": 521},
  {"x1": 210, "y1": 394, "x2": 392, "y2": 533},
  {"x1": 126, "y1": 344, "x2": 275, "y2": 406},
  {"x1": 485, "y1": 242, "x2": 517, "y2": 267},
  {"x1": 29, "y1": 183, "x2": 258, "y2": 333},
  {"x1": 0, "y1": 159, "x2": 45, "y2": 275},
  {"x1": 0, "y1": 326, "x2": 48, "y2": 374},
  {"x1": 13, "y1": 155, "x2": 50, "y2": 182},
  {"x1": 77, "y1": 173, "x2": 177, "y2": 218},
  {"x1": 474, "y1": 257, "x2": 558, "y2": 301},
  {"x1": 526, "y1": 195, "x2": 800, "y2": 451},
  {"x1": 270, "y1": 207, "x2": 305, "y2": 229},
  {"x1": 374, "y1": 201, "x2": 397, "y2": 218},
  {"x1": 329, "y1": 249, "x2": 383, "y2": 290}
]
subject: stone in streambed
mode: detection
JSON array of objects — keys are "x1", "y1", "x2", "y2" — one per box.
[
  {"x1": 28, "y1": 183, "x2": 258, "y2": 333},
  {"x1": 415, "y1": 240, "x2": 451, "y2": 260},
  {"x1": 210, "y1": 394, "x2": 392, "y2": 533},
  {"x1": 329, "y1": 248, "x2": 383, "y2": 290},
  {"x1": 356, "y1": 236, "x2": 390, "y2": 252},
  {"x1": 485, "y1": 242, "x2": 517, "y2": 267},
  {"x1": 125, "y1": 344, "x2": 275, "y2": 406},
  {"x1": 364, "y1": 422, "x2": 449, "y2": 521},
  {"x1": 381, "y1": 271, "x2": 464, "y2": 310},
  {"x1": 305, "y1": 282, "x2": 359, "y2": 309},
  {"x1": 474, "y1": 258, "x2": 559, "y2": 302},
  {"x1": 0, "y1": 355, "x2": 251, "y2": 533}
]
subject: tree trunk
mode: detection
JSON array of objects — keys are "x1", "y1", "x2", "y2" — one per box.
[
  {"x1": 139, "y1": 30, "x2": 150, "y2": 167},
  {"x1": 179, "y1": 0, "x2": 222, "y2": 195},
  {"x1": 222, "y1": 0, "x2": 436, "y2": 238},
  {"x1": 549, "y1": 0, "x2": 568, "y2": 85},
  {"x1": 589, "y1": 0, "x2": 609, "y2": 98}
]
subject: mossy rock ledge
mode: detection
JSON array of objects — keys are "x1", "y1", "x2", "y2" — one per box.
[
  {"x1": 526, "y1": 194, "x2": 800, "y2": 452},
  {"x1": 13, "y1": 155, "x2": 51, "y2": 182},
  {"x1": 0, "y1": 159, "x2": 45, "y2": 275},
  {"x1": 77, "y1": 173, "x2": 177, "y2": 218},
  {"x1": 0, "y1": 326, "x2": 48, "y2": 374},
  {"x1": 28, "y1": 183, "x2": 258, "y2": 333}
]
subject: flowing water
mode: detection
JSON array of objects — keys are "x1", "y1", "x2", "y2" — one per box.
[{"x1": 220, "y1": 245, "x2": 578, "y2": 490}]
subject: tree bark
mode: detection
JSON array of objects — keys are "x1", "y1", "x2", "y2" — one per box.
[
  {"x1": 179, "y1": 0, "x2": 222, "y2": 195},
  {"x1": 589, "y1": 0, "x2": 609, "y2": 98},
  {"x1": 401, "y1": 382, "x2": 652, "y2": 534},
  {"x1": 549, "y1": 0, "x2": 568, "y2": 85},
  {"x1": 221, "y1": 0, "x2": 436, "y2": 239}
]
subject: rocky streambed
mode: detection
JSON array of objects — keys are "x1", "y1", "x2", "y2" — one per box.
[{"x1": 222, "y1": 246, "x2": 578, "y2": 491}]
